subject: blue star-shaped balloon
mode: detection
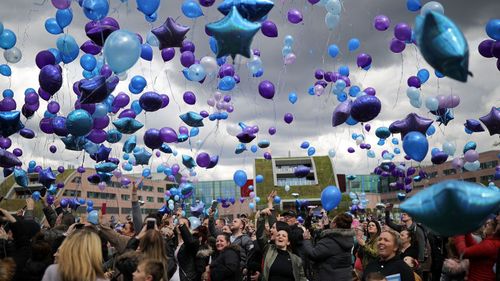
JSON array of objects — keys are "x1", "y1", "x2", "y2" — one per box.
[
  {"x1": 0, "y1": 111, "x2": 24, "y2": 138},
  {"x1": 235, "y1": 143, "x2": 247, "y2": 154},
  {"x1": 90, "y1": 144, "x2": 112, "y2": 162},
  {"x1": 38, "y1": 167, "x2": 56, "y2": 188},
  {"x1": 151, "y1": 17, "x2": 190, "y2": 50},
  {"x1": 97, "y1": 171, "x2": 113, "y2": 183},
  {"x1": 217, "y1": 0, "x2": 274, "y2": 22},
  {"x1": 436, "y1": 108, "x2": 454, "y2": 126},
  {"x1": 123, "y1": 135, "x2": 137, "y2": 153},
  {"x1": 0, "y1": 149, "x2": 22, "y2": 168},
  {"x1": 113, "y1": 117, "x2": 144, "y2": 134},
  {"x1": 182, "y1": 154, "x2": 197, "y2": 169},
  {"x1": 134, "y1": 147, "x2": 152, "y2": 166},
  {"x1": 95, "y1": 162, "x2": 118, "y2": 173},
  {"x1": 159, "y1": 143, "x2": 173, "y2": 154},
  {"x1": 401, "y1": 180, "x2": 500, "y2": 236},
  {"x1": 415, "y1": 11, "x2": 471, "y2": 82},
  {"x1": 47, "y1": 184, "x2": 58, "y2": 195},
  {"x1": 479, "y1": 107, "x2": 500, "y2": 136},
  {"x1": 180, "y1": 111, "x2": 204, "y2": 127},
  {"x1": 62, "y1": 135, "x2": 88, "y2": 151},
  {"x1": 389, "y1": 113, "x2": 433, "y2": 138},
  {"x1": 206, "y1": 6, "x2": 261, "y2": 59}
]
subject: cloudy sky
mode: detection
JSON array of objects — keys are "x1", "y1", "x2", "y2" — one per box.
[{"x1": 0, "y1": 0, "x2": 499, "y2": 182}]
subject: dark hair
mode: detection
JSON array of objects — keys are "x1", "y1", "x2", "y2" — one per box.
[
  {"x1": 31, "y1": 232, "x2": 52, "y2": 261},
  {"x1": 366, "y1": 271, "x2": 386, "y2": 281},
  {"x1": 61, "y1": 213, "x2": 75, "y2": 227},
  {"x1": 366, "y1": 220, "x2": 382, "y2": 242},
  {"x1": 217, "y1": 233, "x2": 231, "y2": 243},
  {"x1": 333, "y1": 213, "x2": 353, "y2": 229},
  {"x1": 140, "y1": 259, "x2": 165, "y2": 281},
  {"x1": 275, "y1": 221, "x2": 289, "y2": 232},
  {"x1": 401, "y1": 229, "x2": 417, "y2": 247},
  {"x1": 193, "y1": 225, "x2": 208, "y2": 244}
]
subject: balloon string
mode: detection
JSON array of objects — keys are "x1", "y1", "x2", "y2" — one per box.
[
  {"x1": 322, "y1": 31, "x2": 333, "y2": 66},
  {"x1": 392, "y1": 53, "x2": 404, "y2": 109},
  {"x1": 164, "y1": 68, "x2": 182, "y2": 113}
]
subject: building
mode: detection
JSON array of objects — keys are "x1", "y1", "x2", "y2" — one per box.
[{"x1": 254, "y1": 155, "x2": 338, "y2": 210}]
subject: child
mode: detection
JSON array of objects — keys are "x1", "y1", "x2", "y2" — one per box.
[
  {"x1": 132, "y1": 259, "x2": 166, "y2": 281},
  {"x1": 365, "y1": 272, "x2": 387, "y2": 281},
  {"x1": 403, "y1": 256, "x2": 423, "y2": 281}
]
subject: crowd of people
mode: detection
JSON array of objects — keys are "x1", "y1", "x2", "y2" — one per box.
[{"x1": 0, "y1": 184, "x2": 499, "y2": 281}]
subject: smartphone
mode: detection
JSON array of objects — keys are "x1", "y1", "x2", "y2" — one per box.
[
  {"x1": 211, "y1": 200, "x2": 218, "y2": 211},
  {"x1": 146, "y1": 218, "x2": 156, "y2": 230},
  {"x1": 101, "y1": 203, "x2": 107, "y2": 215},
  {"x1": 75, "y1": 223, "x2": 85, "y2": 230}
]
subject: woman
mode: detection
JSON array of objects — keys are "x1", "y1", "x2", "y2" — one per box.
[
  {"x1": 400, "y1": 229, "x2": 419, "y2": 260},
  {"x1": 257, "y1": 221, "x2": 306, "y2": 281},
  {"x1": 42, "y1": 230, "x2": 107, "y2": 281},
  {"x1": 207, "y1": 233, "x2": 240, "y2": 281},
  {"x1": 357, "y1": 220, "x2": 381, "y2": 269},
  {"x1": 453, "y1": 217, "x2": 500, "y2": 281},
  {"x1": 302, "y1": 213, "x2": 355, "y2": 281},
  {"x1": 362, "y1": 230, "x2": 415, "y2": 281},
  {"x1": 171, "y1": 216, "x2": 200, "y2": 281}
]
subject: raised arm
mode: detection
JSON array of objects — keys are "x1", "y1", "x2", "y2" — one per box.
[{"x1": 131, "y1": 181, "x2": 143, "y2": 233}]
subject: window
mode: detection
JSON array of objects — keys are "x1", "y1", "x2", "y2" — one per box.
[
  {"x1": 71, "y1": 176, "x2": 81, "y2": 183},
  {"x1": 480, "y1": 175, "x2": 494, "y2": 183},
  {"x1": 121, "y1": 194, "x2": 130, "y2": 201},
  {"x1": 157, "y1": 197, "x2": 164, "y2": 203},
  {"x1": 147, "y1": 196, "x2": 154, "y2": 203},
  {"x1": 464, "y1": 177, "x2": 476, "y2": 182},
  {"x1": 63, "y1": 189, "x2": 81, "y2": 197},
  {"x1": 480, "y1": 160, "x2": 498, "y2": 170},
  {"x1": 143, "y1": 185, "x2": 154, "y2": 192},
  {"x1": 443, "y1": 169, "x2": 456, "y2": 176},
  {"x1": 86, "y1": 192, "x2": 116, "y2": 200},
  {"x1": 157, "y1": 187, "x2": 164, "y2": 193},
  {"x1": 428, "y1": 172, "x2": 438, "y2": 178}
]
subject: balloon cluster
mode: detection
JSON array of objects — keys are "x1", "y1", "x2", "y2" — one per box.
[
  {"x1": 348, "y1": 190, "x2": 368, "y2": 214},
  {"x1": 309, "y1": 0, "x2": 341, "y2": 30},
  {"x1": 282, "y1": 35, "x2": 296, "y2": 65},
  {"x1": 0, "y1": 21, "x2": 22, "y2": 77},
  {"x1": 478, "y1": 19, "x2": 500, "y2": 71}
]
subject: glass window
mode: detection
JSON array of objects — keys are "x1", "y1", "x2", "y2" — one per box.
[
  {"x1": 157, "y1": 187, "x2": 164, "y2": 193},
  {"x1": 157, "y1": 197, "x2": 164, "y2": 203},
  {"x1": 480, "y1": 160, "x2": 498, "y2": 170},
  {"x1": 464, "y1": 177, "x2": 476, "y2": 182},
  {"x1": 71, "y1": 176, "x2": 81, "y2": 183},
  {"x1": 121, "y1": 194, "x2": 130, "y2": 201},
  {"x1": 443, "y1": 169, "x2": 456, "y2": 176},
  {"x1": 147, "y1": 196, "x2": 154, "y2": 202}
]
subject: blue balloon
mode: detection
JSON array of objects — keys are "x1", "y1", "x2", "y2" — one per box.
[
  {"x1": 0, "y1": 64, "x2": 11, "y2": 76},
  {"x1": 182, "y1": 0, "x2": 203, "y2": 18},
  {"x1": 328, "y1": 44, "x2": 339, "y2": 58},
  {"x1": 131, "y1": 100, "x2": 143, "y2": 115},
  {"x1": 0, "y1": 29, "x2": 16, "y2": 50},
  {"x1": 141, "y1": 44, "x2": 153, "y2": 61},
  {"x1": 288, "y1": 92, "x2": 297, "y2": 104},
  {"x1": 146, "y1": 32, "x2": 159, "y2": 47},
  {"x1": 300, "y1": 141, "x2": 310, "y2": 149},
  {"x1": 113, "y1": 117, "x2": 144, "y2": 134},
  {"x1": 130, "y1": 75, "x2": 147, "y2": 92},
  {"x1": 103, "y1": 30, "x2": 141, "y2": 74},
  {"x1": 56, "y1": 34, "x2": 79, "y2": 63},
  {"x1": 406, "y1": 0, "x2": 421, "y2": 11},
  {"x1": 180, "y1": 111, "x2": 204, "y2": 127},
  {"x1": 345, "y1": 116, "x2": 358, "y2": 126},
  {"x1": 48, "y1": 48, "x2": 62, "y2": 64},
  {"x1": 136, "y1": 0, "x2": 160, "y2": 16},
  {"x1": 463, "y1": 141, "x2": 476, "y2": 154},
  {"x1": 250, "y1": 145, "x2": 258, "y2": 153},
  {"x1": 338, "y1": 65, "x2": 349, "y2": 76},
  {"x1": 82, "y1": 0, "x2": 109, "y2": 21},
  {"x1": 182, "y1": 154, "x2": 196, "y2": 169},
  {"x1": 106, "y1": 129, "x2": 122, "y2": 143},
  {"x1": 401, "y1": 180, "x2": 500, "y2": 236},
  {"x1": 336, "y1": 92, "x2": 347, "y2": 102},
  {"x1": 255, "y1": 174, "x2": 264, "y2": 183},
  {"x1": 426, "y1": 124, "x2": 436, "y2": 136},
  {"x1": 485, "y1": 19, "x2": 500, "y2": 41},
  {"x1": 45, "y1": 18, "x2": 63, "y2": 34},
  {"x1": 347, "y1": 38, "x2": 360, "y2": 51},
  {"x1": 417, "y1": 69, "x2": 430, "y2": 83},
  {"x1": 403, "y1": 131, "x2": 428, "y2": 162},
  {"x1": 80, "y1": 54, "x2": 97, "y2": 71},
  {"x1": 95, "y1": 162, "x2": 118, "y2": 173},
  {"x1": 14, "y1": 168, "x2": 28, "y2": 188},
  {"x1": 142, "y1": 168, "x2": 151, "y2": 177},
  {"x1": 321, "y1": 185, "x2": 342, "y2": 211},
  {"x1": 348, "y1": 86, "x2": 360, "y2": 97},
  {"x1": 56, "y1": 8, "x2": 73, "y2": 28},
  {"x1": 391, "y1": 138, "x2": 399, "y2": 145},
  {"x1": 209, "y1": 37, "x2": 218, "y2": 54},
  {"x1": 189, "y1": 127, "x2": 199, "y2": 137},
  {"x1": 0, "y1": 22, "x2": 3, "y2": 35},
  {"x1": 3, "y1": 89, "x2": 13, "y2": 98},
  {"x1": 307, "y1": 147, "x2": 316, "y2": 156},
  {"x1": 233, "y1": 170, "x2": 247, "y2": 187},
  {"x1": 415, "y1": 11, "x2": 470, "y2": 82},
  {"x1": 218, "y1": 76, "x2": 236, "y2": 91}
]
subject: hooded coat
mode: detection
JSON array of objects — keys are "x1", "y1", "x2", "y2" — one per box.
[{"x1": 302, "y1": 228, "x2": 355, "y2": 281}]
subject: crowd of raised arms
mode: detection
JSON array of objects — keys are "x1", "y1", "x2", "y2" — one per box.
[{"x1": 0, "y1": 183, "x2": 498, "y2": 281}]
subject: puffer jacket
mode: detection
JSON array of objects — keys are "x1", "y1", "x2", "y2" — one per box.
[
  {"x1": 302, "y1": 228, "x2": 355, "y2": 281},
  {"x1": 209, "y1": 245, "x2": 241, "y2": 281}
]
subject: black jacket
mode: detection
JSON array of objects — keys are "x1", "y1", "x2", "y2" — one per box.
[
  {"x1": 209, "y1": 245, "x2": 241, "y2": 281},
  {"x1": 303, "y1": 228, "x2": 355, "y2": 281},
  {"x1": 362, "y1": 255, "x2": 416, "y2": 281},
  {"x1": 175, "y1": 224, "x2": 200, "y2": 281}
]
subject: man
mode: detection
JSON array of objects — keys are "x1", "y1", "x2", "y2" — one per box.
[
  {"x1": 230, "y1": 217, "x2": 254, "y2": 273},
  {"x1": 133, "y1": 259, "x2": 165, "y2": 281}
]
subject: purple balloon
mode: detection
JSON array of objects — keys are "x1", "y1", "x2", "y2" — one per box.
[
  {"x1": 218, "y1": 64, "x2": 235, "y2": 78},
  {"x1": 350, "y1": 95, "x2": 381, "y2": 122},
  {"x1": 307, "y1": 0, "x2": 320, "y2": 4},
  {"x1": 348, "y1": 147, "x2": 355, "y2": 153},
  {"x1": 100, "y1": 64, "x2": 112, "y2": 78},
  {"x1": 93, "y1": 116, "x2": 110, "y2": 129},
  {"x1": 47, "y1": 101, "x2": 60, "y2": 114},
  {"x1": 287, "y1": 9, "x2": 303, "y2": 24},
  {"x1": 253, "y1": 49, "x2": 261, "y2": 56},
  {"x1": 118, "y1": 109, "x2": 136, "y2": 119},
  {"x1": 464, "y1": 119, "x2": 484, "y2": 133},
  {"x1": 39, "y1": 118, "x2": 54, "y2": 134},
  {"x1": 497, "y1": 58, "x2": 500, "y2": 71},
  {"x1": 139, "y1": 91, "x2": 163, "y2": 112},
  {"x1": 394, "y1": 22, "x2": 412, "y2": 41},
  {"x1": 268, "y1": 127, "x2": 276, "y2": 135},
  {"x1": 264, "y1": 152, "x2": 272, "y2": 160},
  {"x1": 35, "y1": 50, "x2": 56, "y2": 69},
  {"x1": 49, "y1": 145, "x2": 57, "y2": 153},
  {"x1": 52, "y1": 116, "x2": 68, "y2": 136},
  {"x1": 12, "y1": 148, "x2": 22, "y2": 157},
  {"x1": 183, "y1": 91, "x2": 196, "y2": 105},
  {"x1": 87, "y1": 129, "x2": 107, "y2": 143},
  {"x1": 39, "y1": 65, "x2": 62, "y2": 95},
  {"x1": 51, "y1": 0, "x2": 70, "y2": 9},
  {"x1": 19, "y1": 128, "x2": 35, "y2": 139},
  {"x1": 407, "y1": 76, "x2": 421, "y2": 88},
  {"x1": 492, "y1": 41, "x2": 500, "y2": 58},
  {"x1": 284, "y1": 113, "x2": 294, "y2": 124},
  {"x1": 160, "y1": 94, "x2": 170, "y2": 108},
  {"x1": 196, "y1": 152, "x2": 211, "y2": 167},
  {"x1": 258, "y1": 80, "x2": 275, "y2": 99},
  {"x1": 0, "y1": 137, "x2": 11, "y2": 149},
  {"x1": 144, "y1": 128, "x2": 163, "y2": 149},
  {"x1": 179, "y1": 126, "x2": 189, "y2": 135},
  {"x1": 364, "y1": 87, "x2": 376, "y2": 96},
  {"x1": 261, "y1": 20, "x2": 278, "y2": 37},
  {"x1": 180, "y1": 41, "x2": 195, "y2": 53},
  {"x1": 199, "y1": 0, "x2": 215, "y2": 7},
  {"x1": 0, "y1": 98, "x2": 16, "y2": 111},
  {"x1": 80, "y1": 40, "x2": 102, "y2": 55},
  {"x1": 180, "y1": 51, "x2": 195, "y2": 67},
  {"x1": 160, "y1": 127, "x2": 178, "y2": 143},
  {"x1": 314, "y1": 69, "x2": 324, "y2": 80},
  {"x1": 478, "y1": 39, "x2": 495, "y2": 58},
  {"x1": 374, "y1": 15, "x2": 390, "y2": 31},
  {"x1": 356, "y1": 53, "x2": 372, "y2": 68},
  {"x1": 112, "y1": 92, "x2": 130, "y2": 108},
  {"x1": 390, "y1": 38, "x2": 406, "y2": 53},
  {"x1": 365, "y1": 124, "x2": 371, "y2": 132},
  {"x1": 161, "y1": 48, "x2": 175, "y2": 62},
  {"x1": 85, "y1": 17, "x2": 120, "y2": 46},
  {"x1": 332, "y1": 100, "x2": 352, "y2": 127},
  {"x1": 171, "y1": 164, "x2": 180, "y2": 175},
  {"x1": 24, "y1": 92, "x2": 39, "y2": 105}
]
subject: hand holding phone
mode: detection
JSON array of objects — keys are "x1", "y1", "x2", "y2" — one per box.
[{"x1": 146, "y1": 218, "x2": 156, "y2": 230}]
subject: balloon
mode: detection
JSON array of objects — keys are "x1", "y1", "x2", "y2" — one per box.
[
  {"x1": 258, "y1": 80, "x2": 275, "y2": 99},
  {"x1": 0, "y1": 65, "x2": 11, "y2": 77},
  {"x1": 294, "y1": 165, "x2": 310, "y2": 178},
  {"x1": 390, "y1": 113, "x2": 433, "y2": 138},
  {"x1": 479, "y1": 107, "x2": 500, "y2": 135},
  {"x1": 331, "y1": 100, "x2": 352, "y2": 127},
  {"x1": 183, "y1": 91, "x2": 197, "y2": 105},
  {"x1": 347, "y1": 38, "x2": 360, "y2": 51},
  {"x1": 180, "y1": 111, "x2": 204, "y2": 127},
  {"x1": 82, "y1": 0, "x2": 109, "y2": 21},
  {"x1": 123, "y1": 135, "x2": 137, "y2": 153},
  {"x1": 415, "y1": 11, "x2": 470, "y2": 82},
  {"x1": 356, "y1": 53, "x2": 372, "y2": 68},
  {"x1": 79, "y1": 75, "x2": 117, "y2": 104},
  {"x1": 103, "y1": 30, "x2": 141, "y2": 73},
  {"x1": 56, "y1": 34, "x2": 79, "y2": 63},
  {"x1": 350, "y1": 95, "x2": 381, "y2": 122},
  {"x1": 113, "y1": 117, "x2": 144, "y2": 134},
  {"x1": 218, "y1": 0, "x2": 274, "y2": 21},
  {"x1": 133, "y1": 147, "x2": 152, "y2": 165},
  {"x1": 218, "y1": 76, "x2": 236, "y2": 91},
  {"x1": 284, "y1": 113, "x2": 294, "y2": 124},
  {"x1": 261, "y1": 20, "x2": 278, "y2": 37},
  {"x1": 182, "y1": 0, "x2": 203, "y2": 18},
  {"x1": 206, "y1": 7, "x2": 261, "y2": 59},
  {"x1": 390, "y1": 38, "x2": 406, "y2": 53},
  {"x1": 3, "y1": 47, "x2": 22, "y2": 64},
  {"x1": 182, "y1": 155, "x2": 196, "y2": 169},
  {"x1": 143, "y1": 128, "x2": 163, "y2": 149},
  {"x1": 136, "y1": 0, "x2": 160, "y2": 16},
  {"x1": 139, "y1": 92, "x2": 163, "y2": 112},
  {"x1": 328, "y1": 44, "x2": 339, "y2": 58},
  {"x1": 401, "y1": 180, "x2": 500, "y2": 236},
  {"x1": 374, "y1": 15, "x2": 390, "y2": 31},
  {"x1": 395, "y1": 22, "x2": 412, "y2": 41},
  {"x1": 0, "y1": 29, "x2": 16, "y2": 50},
  {"x1": 0, "y1": 148, "x2": 21, "y2": 168},
  {"x1": 196, "y1": 152, "x2": 211, "y2": 168},
  {"x1": 233, "y1": 170, "x2": 247, "y2": 187},
  {"x1": 14, "y1": 168, "x2": 28, "y2": 188},
  {"x1": 321, "y1": 185, "x2": 342, "y2": 211},
  {"x1": 287, "y1": 8, "x2": 303, "y2": 24},
  {"x1": 56, "y1": 8, "x2": 73, "y2": 29},
  {"x1": 403, "y1": 131, "x2": 428, "y2": 162},
  {"x1": 39, "y1": 65, "x2": 62, "y2": 95},
  {"x1": 187, "y1": 64, "x2": 206, "y2": 82},
  {"x1": 288, "y1": 92, "x2": 297, "y2": 104},
  {"x1": 152, "y1": 17, "x2": 190, "y2": 50},
  {"x1": 160, "y1": 127, "x2": 178, "y2": 143},
  {"x1": 485, "y1": 19, "x2": 500, "y2": 41},
  {"x1": 464, "y1": 149, "x2": 479, "y2": 162},
  {"x1": 464, "y1": 119, "x2": 485, "y2": 133}
]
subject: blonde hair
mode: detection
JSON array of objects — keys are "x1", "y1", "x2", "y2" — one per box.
[
  {"x1": 58, "y1": 230, "x2": 104, "y2": 281},
  {"x1": 139, "y1": 230, "x2": 169, "y2": 280}
]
